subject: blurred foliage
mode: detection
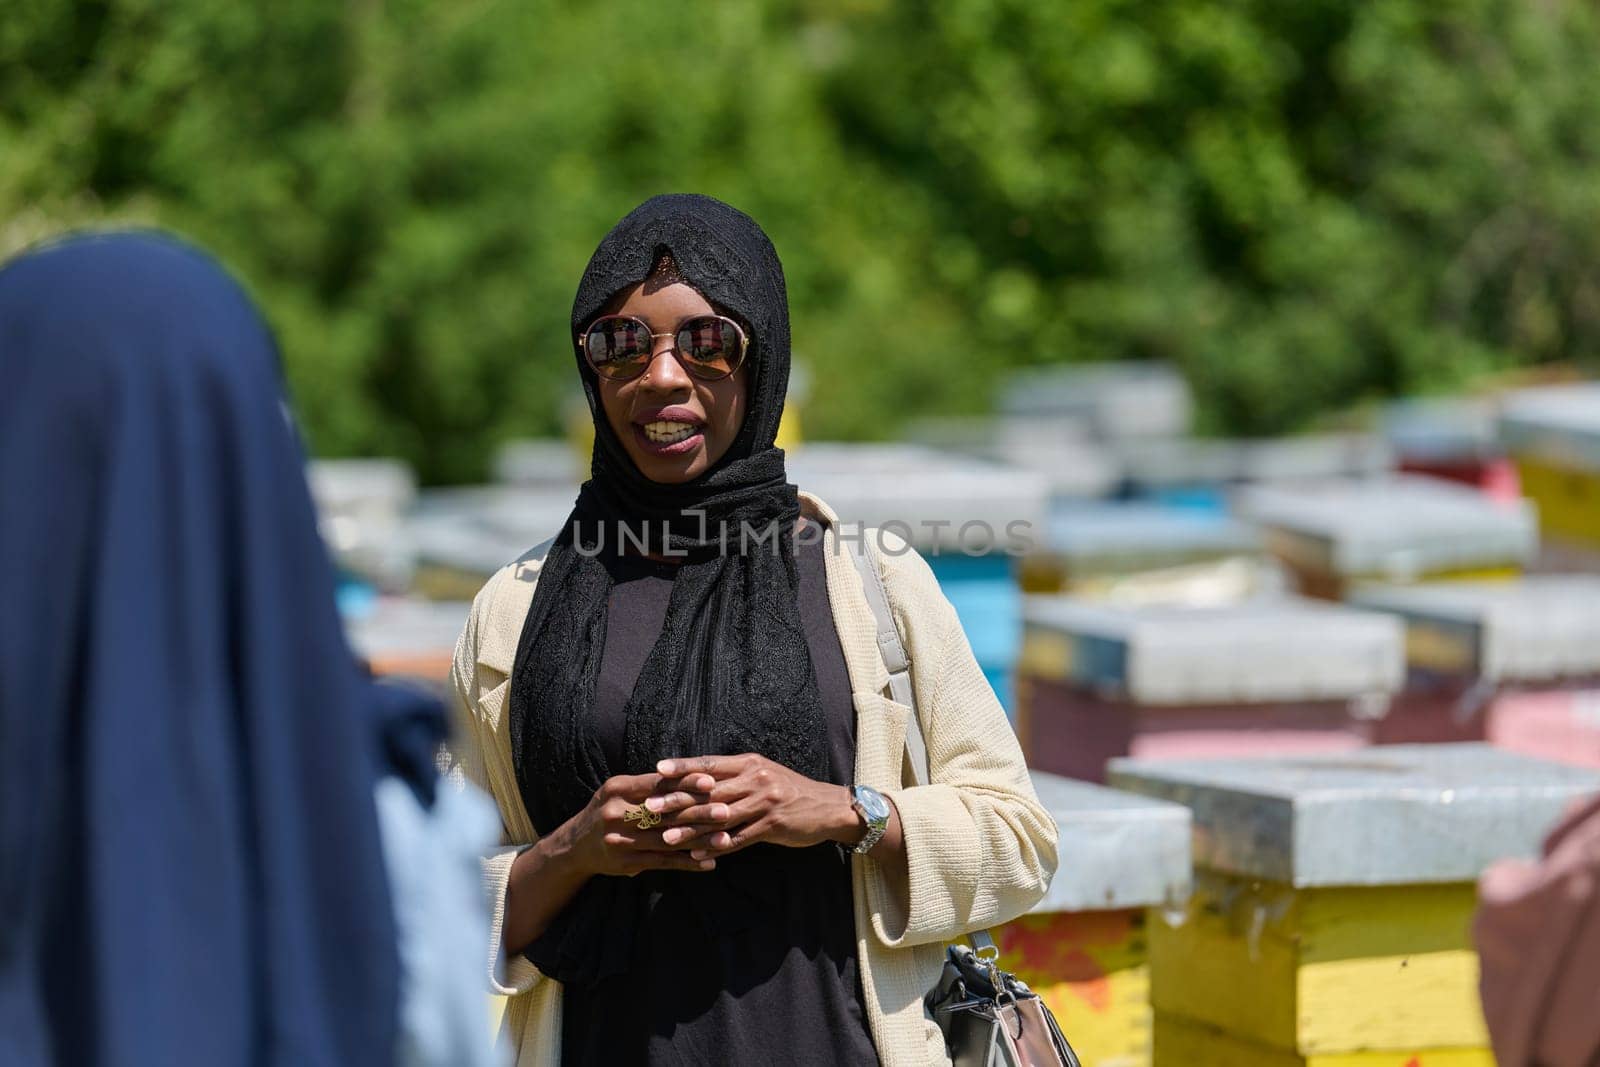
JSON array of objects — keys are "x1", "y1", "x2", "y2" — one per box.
[{"x1": 4, "y1": 0, "x2": 1599, "y2": 480}]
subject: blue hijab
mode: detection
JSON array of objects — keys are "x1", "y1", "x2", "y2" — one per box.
[{"x1": 0, "y1": 233, "x2": 418, "y2": 1065}]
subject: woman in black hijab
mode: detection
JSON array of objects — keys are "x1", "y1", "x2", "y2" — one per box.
[
  {"x1": 0, "y1": 232, "x2": 438, "y2": 1066},
  {"x1": 453, "y1": 194, "x2": 1056, "y2": 1066},
  {"x1": 512, "y1": 193, "x2": 881, "y2": 1062}
]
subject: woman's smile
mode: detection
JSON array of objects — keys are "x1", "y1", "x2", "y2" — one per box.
[{"x1": 632, "y1": 404, "x2": 706, "y2": 455}]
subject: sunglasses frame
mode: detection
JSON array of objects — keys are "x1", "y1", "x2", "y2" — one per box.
[{"x1": 577, "y1": 313, "x2": 749, "y2": 382}]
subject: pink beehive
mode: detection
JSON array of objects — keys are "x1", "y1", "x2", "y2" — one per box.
[
  {"x1": 1016, "y1": 596, "x2": 1404, "y2": 783},
  {"x1": 1352, "y1": 577, "x2": 1600, "y2": 769}
]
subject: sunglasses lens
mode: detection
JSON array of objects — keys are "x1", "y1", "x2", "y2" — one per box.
[
  {"x1": 676, "y1": 317, "x2": 741, "y2": 378},
  {"x1": 584, "y1": 318, "x2": 652, "y2": 378}
]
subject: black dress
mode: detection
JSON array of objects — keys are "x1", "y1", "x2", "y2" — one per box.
[{"x1": 553, "y1": 521, "x2": 882, "y2": 1066}]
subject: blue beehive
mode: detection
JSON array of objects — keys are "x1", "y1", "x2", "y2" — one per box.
[
  {"x1": 928, "y1": 552, "x2": 1020, "y2": 713},
  {"x1": 1116, "y1": 434, "x2": 1394, "y2": 512}
]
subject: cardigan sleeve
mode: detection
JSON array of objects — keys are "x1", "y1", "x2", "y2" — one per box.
[
  {"x1": 861, "y1": 535, "x2": 1058, "y2": 949},
  {"x1": 447, "y1": 572, "x2": 546, "y2": 998}
]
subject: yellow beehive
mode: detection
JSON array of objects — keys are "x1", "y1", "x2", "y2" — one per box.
[
  {"x1": 1148, "y1": 872, "x2": 1486, "y2": 1056},
  {"x1": 1155, "y1": 1014, "x2": 1495, "y2": 1067},
  {"x1": 1499, "y1": 383, "x2": 1600, "y2": 549},
  {"x1": 1513, "y1": 456, "x2": 1600, "y2": 547},
  {"x1": 1109, "y1": 745, "x2": 1600, "y2": 1066}
]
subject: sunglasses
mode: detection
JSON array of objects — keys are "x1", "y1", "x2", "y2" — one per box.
[{"x1": 578, "y1": 314, "x2": 748, "y2": 382}]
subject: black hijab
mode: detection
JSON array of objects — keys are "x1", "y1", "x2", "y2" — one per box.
[
  {"x1": 507, "y1": 194, "x2": 828, "y2": 985},
  {"x1": 0, "y1": 232, "x2": 418, "y2": 1065}
]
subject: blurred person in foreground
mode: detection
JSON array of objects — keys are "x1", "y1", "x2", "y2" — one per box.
[
  {"x1": 0, "y1": 232, "x2": 497, "y2": 1067},
  {"x1": 1476, "y1": 791, "x2": 1600, "y2": 1066},
  {"x1": 448, "y1": 193, "x2": 1057, "y2": 1066}
]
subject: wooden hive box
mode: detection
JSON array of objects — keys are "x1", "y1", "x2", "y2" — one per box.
[
  {"x1": 1018, "y1": 501, "x2": 1269, "y2": 599},
  {"x1": 407, "y1": 485, "x2": 577, "y2": 602},
  {"x1": 1499, "y1": 383, "x2": 1600, "y2": 549},
  {"x1": 1016, "y1": 596, "x2": 1404, "y2": 782},
  {"x1": 1380, "y1": 397, "x2": 1517, "y2": 500},
  {"x1": 1108, "y1": 744, "x2": 1600, "y2": 1065},
  {"x1": 1233, "y1": 477, "x2": 1536, "y2": 601},
  {"x1": 1115, "y1": 433, "x2": 1394, "y2": 513},
  {"x1": 998, "y1": 361, "x2": 1194, "y2": 443},
  {"x1": 1352, "y1": 576, "x2": 1600, "y2": 758},
  {"x1": 991, "y1": 774, "x2": 1191, "y2": 1067}
]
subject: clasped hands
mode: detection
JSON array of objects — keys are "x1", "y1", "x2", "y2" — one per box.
[{"x1": 569, "y1": 754, "x2": 862, "y2": 878}]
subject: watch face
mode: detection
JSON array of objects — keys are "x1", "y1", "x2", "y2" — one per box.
[{"x1": 856, "y1": 786, "x2": 891, "y2": 823}]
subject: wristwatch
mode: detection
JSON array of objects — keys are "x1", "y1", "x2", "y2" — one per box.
[{"x1": 849, "y1": 784, "x2": 892, "y2": 855}]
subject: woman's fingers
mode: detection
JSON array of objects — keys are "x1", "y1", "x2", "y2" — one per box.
[
  {"x1": 658, "y1": 823, "x2": 716, "y2": 847},
  {"x1": 630, "y1": 850, "x2": 717, "y2": 873},
  {"x1": 604, "y1": 823, "x2": 721, "y2": 850},
  {"x1": 656, "y1": 755, "x2": 756, "y2": 780},
  {"x1": 600, "y1": 771, "x2": 664, "y2": 803},
  {"x1": 690, "y1": 817, "x2": 772, "y2": 859},
  {"x1": 696, "y1": 793, "x2": 773, "y2": 832},
  {"x1": 637, "y1": 774, "x2": 716, "y2": 815},
  {"x1": 643, "y1": 788, "x2": 708, "y2": 815},
  {"x1": 670, "y1": 772, "x2": 718, "y2": 794},
  {"x1": 662, "y1": 800, "x2": 732, "y2": 826},
  {"x1": 600, "y1": 770, "x2": 718, "y2": 809},
  {"x1": 687, "y1": 800, "x2": 777, "y2": 856}
]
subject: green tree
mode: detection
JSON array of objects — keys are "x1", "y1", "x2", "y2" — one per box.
[
  {"x1": 4, "y1": 0, "x2": 1599, "y2": 479},
  {"x1": 827, "y1": 0, "x2": 1600, "y2": 433}
]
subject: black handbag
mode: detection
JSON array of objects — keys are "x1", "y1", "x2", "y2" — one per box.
[{"x1": 925, "y1": 937, "x2": 1082, "y2": 1067}]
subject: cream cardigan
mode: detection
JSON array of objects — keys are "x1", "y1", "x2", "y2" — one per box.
[{"x1": 447, "y1": 492, "x2": 1058, "y2": 1066}]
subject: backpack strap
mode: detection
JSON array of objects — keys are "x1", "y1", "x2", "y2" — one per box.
[{"x1": 843, "y1": 525, "x2": 930, "y2": 787}]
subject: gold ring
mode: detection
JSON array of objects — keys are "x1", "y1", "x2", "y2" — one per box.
[{"x1": 623, "y1": 804, "x2": 662, "y2": 830}]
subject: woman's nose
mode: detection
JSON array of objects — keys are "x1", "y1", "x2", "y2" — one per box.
[{"x1": 640, "y1": 340, "x2": 692, "y2": 392}]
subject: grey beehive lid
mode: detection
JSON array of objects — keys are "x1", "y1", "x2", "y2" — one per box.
[
  {"x1": 787, "y1": 442, "x2": 1050, "y2": 554},
  {"x1": 903, "y1": 415, "x2": 1123, "y2": 499},
  {"x1": 1022, "y1": 595, "x2": 1403, "y2": 704},
  {"x1": 1235, "y1": 476, "x2": 1537, "y2": 578},
  {"x1": 989, "y1": 416, "x2": 1123, "y2": 499},
  {"x1": 1028, "y1": 773, "x2": 1192, "y2": 913},
  {"x1": 1117, "y1": 434, "x2": 1393, "y2": 490},
  {"x1": 998, "y1": 361, "x2": 1193, "y2": 440},
  {"x1": 307, "y1": 457, "x2": 417, "y2": 511},
  {"x1": 492, "y1": 438, "x2": 583, "y2": 488},
  {"x1": 306, "y1": 458, "x2": 419, "y2": 590},
  {"x1": 1499, "y1": 383, "x2": 1600, "y2": 468},
  {"x1": 1382, "y1": 397, "x2": 1501, "y2": 462},
  {"x1": 409, "y1": 486, "x2": 577, "y2": 580},
  {"x1": 1237, "y1": 434, "x2": 1395, "y2": 482},
  {"x1": 1351, "y1": 576, "x2": 1600, "y2": 682},
  {"x1": 1108, "y1": 743, "x2": 1600, "y2": 886},
  {"x1": 1041, "y1": 502, "x2": 1260, "y2": 572}
]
